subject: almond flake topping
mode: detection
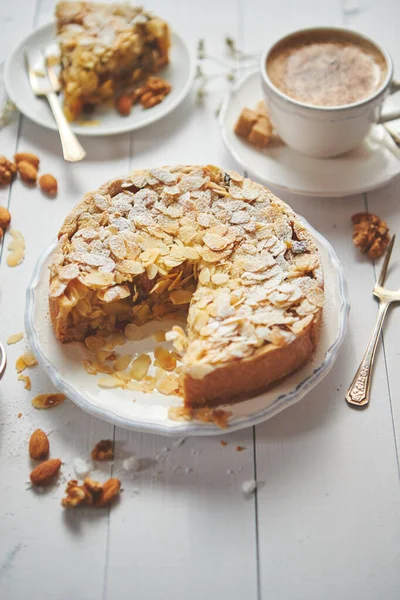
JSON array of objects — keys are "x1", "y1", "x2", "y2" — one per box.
[{"x1": 50, "y1": 166, "x2": 323, "y2": 380}]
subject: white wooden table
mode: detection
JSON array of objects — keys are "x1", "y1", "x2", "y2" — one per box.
[{"x1": 1, "y1": 1, "x2": 400, "y2": 598}]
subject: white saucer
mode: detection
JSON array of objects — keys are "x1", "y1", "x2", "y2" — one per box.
[
  {"x1": 219, "y1": 71, "x2": 400, "y2": 197},
  {"x1": 25, "y1": 221, "x2": 349, "y2": 437},
  {"x1": 4, "y1": 22, "x2": 195, "y2": 137}
]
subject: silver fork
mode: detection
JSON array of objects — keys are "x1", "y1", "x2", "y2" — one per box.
[
  {"x1": 346, "y1": 234, "x2": 399, "y2": 407},
  {"x1": 24, "y1": 50, "x2": 86, "y2": 162}
]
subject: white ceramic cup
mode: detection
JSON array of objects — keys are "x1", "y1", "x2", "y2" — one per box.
[{"x1": 260, "y1": 27, "x2": 400, "y2": 158}]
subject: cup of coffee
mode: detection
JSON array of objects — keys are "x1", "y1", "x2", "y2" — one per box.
[{"x1": 260, "y1": 27, "x2": 400, "y2": 158}]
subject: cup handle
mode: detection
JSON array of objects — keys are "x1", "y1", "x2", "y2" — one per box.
[{"x1": 378, "y1": 80, "x2": 400, "y2": 123}]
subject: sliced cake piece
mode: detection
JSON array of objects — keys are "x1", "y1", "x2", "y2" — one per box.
[{"x1": 55, "y1": 1, "x2": 170, "y2": 120}]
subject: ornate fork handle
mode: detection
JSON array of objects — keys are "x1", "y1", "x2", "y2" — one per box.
[
  {"x1": 0, "y1": 342, "x2": 6, "y2": 379},
  {"x1": 46, "y1": 92, "x2": 86, "y2": 162},
  {"x1": 346, "y1": 300, "x2": 390, "y2": 407}
]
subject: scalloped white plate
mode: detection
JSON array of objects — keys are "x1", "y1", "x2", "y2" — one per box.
[
  {"x1": 4, "y1": 22, "x2": 195, "y2": 137},
  {"x1": 219, "y1": 70, "x2": 400, "y2": 197},
  {"x1": 25, "y1": 221, "x2": 349, "y2": 436}
]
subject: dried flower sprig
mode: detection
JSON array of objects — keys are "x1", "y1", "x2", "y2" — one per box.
[{"x1": 195, "y1": 37, "x2": 259, "y2": 105}]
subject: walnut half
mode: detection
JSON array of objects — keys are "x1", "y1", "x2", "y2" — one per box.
[{"x1": 352, "y1": 213, "x2": 390, "y2": 259}]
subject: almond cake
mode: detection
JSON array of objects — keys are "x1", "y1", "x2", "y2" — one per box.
[
  {"x1": 55, "y1": 2, "x2": 170, "y2": 121},
  {"x1": 49, "y1": 165, "x2": 324, "y2": 408}
]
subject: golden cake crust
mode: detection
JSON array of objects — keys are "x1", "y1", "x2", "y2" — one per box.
[
  {"x1": 183, "y1": 312, "x2": 321, "y2": 407},
  {"x1": 49, "y1": 165, "x2": 324, "y2": 407}
]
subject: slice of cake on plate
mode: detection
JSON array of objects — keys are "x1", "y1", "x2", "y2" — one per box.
[
  {"x1": 49, "y1": 165, "x2": 324, "y2": 408},
  {"x1": 55, "y1": 1, "x2": 170, "y2": 120}
]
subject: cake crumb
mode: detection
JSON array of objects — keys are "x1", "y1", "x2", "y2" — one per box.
[
  {"x1": 220, "y1": 440, "x2": 228, "y2": 447},
  {"x1": 17, "y1": 412, "x2": 22, "y2": 418},
  {"x1": 73, "y1": 458, "x2": 92, "y2": 478},
  {"x1": 236, "y1": 445, "x2": 246, "y2": 452},
  {"x1": 7, "y1": 332, "x2": 24, "y2": 345},
  {"x1": 122, "y1": 456, "x2": 140, "y2": 472},
  {"x1": 242, "y1": 480, "x2": 257, "y2": 497}
]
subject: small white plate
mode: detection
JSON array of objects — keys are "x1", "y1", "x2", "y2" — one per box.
[
  {"x1": 4, "y1": 22, "x2": 195, "y2": 137},
  {"x1": 25, "y1": 221, "x2": 349, "y2": 437},
  {"x1": 219, "y1": 71, "x2": 400, "y2": 197}
]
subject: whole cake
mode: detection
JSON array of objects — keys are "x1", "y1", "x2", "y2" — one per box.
[
  {"x1": 49, "y1": 165, "x2": 324, "y2": 407},
  {"x1": 56, "y1": 2, "x2": 170, "y2": 120}
]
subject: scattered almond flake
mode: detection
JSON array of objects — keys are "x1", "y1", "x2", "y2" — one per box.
[
  {"x1": 152, "y1": 329, "x2": 166, "y2": 342},
  {"x1": 146, "y1": 263, "x2": 158, "y2": 280},
  {"x1": 211, "y1": 273, "x2": 229, "y2": 286},
  {"x1": 104, "y1": 332, "x2": 126, "y2": 350},
  {"x1": 236, "y1": 446, "x2": 246, "y2": 452},
  {"x1": 15, "y1": 356, "x2": 27, "y2": 373},
  {"x1": 98, "y1": 376, "x2": 124, "y2": 389},
  {"x1": 122, "y1": 456, "x2": 140, "y2": 472},
  {"x1": 82, "y1": 271, "x2": 115, "y2": 288},
  {"x1": 150, "y1": 167, "x2": 177, "y2": 184},
  {"x1": 84, "y1": 335, "x2": 105, "y2": 353},
  {"x1": 156, "y1": 373, "x2": 180, "y2": 396},
  {"x1": 141, "y1": 375, "x2": 156, "y2": 391},
  {"x1": 125, "y1": 380, "x2": 145, "y2": 392},
  {"x1": 229, "y1": 171, "x2": 244, "y2": 183},
  {"x1": 154, "y1": 346, "x2": 176, "y2": 371},
  {"x1": 98, "y1": 285, "x2": 130, "y2": 303},
  {"x1": 92, "y1": 361, "x2": 113, "y2": 375},
  {"x1": 96, "y1": 350, "x2": 117, "y2": 363},
  {"x1": 58, "y1": 263, "x2": 80, "y2": 281},
  {"x1": 17, "y1": 374, "x2": 31, "y2": 390},
  {"x1": 15, "y1": 352, "x2": 37, "y2": 373},
  {"x1": 203, "y1": 233, "x2": 228, "y2": 251},
  {"x1": 169, "y1": 289, "x2": 193, "y2": 305},
  {"x1": 242, "y1": 480, "x2": 257, "y2": 497},
  {"x1": 220, "y1": 441, "x2": 228, "y2": 447},
  {"x1": 124, "y1": 323, "x2": 142, "y2": 341},
  {"x1": 7, "y1": 230, "x2": 25, "y2": 267},
  {"x1": 7, "y1": 332, "x2": 24, "y2": 345},
  {"x1": 32, "y1": 393, "x2": 66, "y2": 409},
  {"x1": 129, "y1": 354, "x2": 151, "y2": 381},
  {"x1": 115, "y1": 371, "x2": 131, "y2": 382},
  {"x1": 114, "y1": 354, "x2": 132, "y2": 372},
  {"x1": 22, "y1": 352, "x2": 38, "y2": 366},
  {"x1": 74, "y1": 458, "x2": 93, "y2": 478}
]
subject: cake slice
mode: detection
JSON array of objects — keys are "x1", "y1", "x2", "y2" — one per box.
[{"x1": 55, "y1": 2, "x2": 170, "y2": 121}]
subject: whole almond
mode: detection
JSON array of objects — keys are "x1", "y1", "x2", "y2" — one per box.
[
  {"x1": 95, "y1": 478, "x2": 121, "y2": 507},
  {"x1": 17, "y1": 161, "x2": 37, "y2": 185},
  {"x1": 38, "y1": 174, "x2": 58, "y2": 196},
  {"x1": 29, "y1": 429, "x2": 50, "y2": 460},
  {"x1": 14, "y1": 152, "x2": 40, "y2": 169},
  {"x1": 30, "y1": 458, "x2": 61, "y2": 486},
  {"x1": 0, "y1": 206, "x2": 11, "y2": 229},
  {"x1": 116, "y1": 95, "x2": 132, "y2": 116}
]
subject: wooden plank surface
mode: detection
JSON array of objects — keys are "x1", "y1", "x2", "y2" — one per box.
[
  {"x1": 244, "y1": 1, "x2": 400, "y2": 599},
  {"x1": 0, "y1": 0, "x2": 399, "y2": 598}
]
